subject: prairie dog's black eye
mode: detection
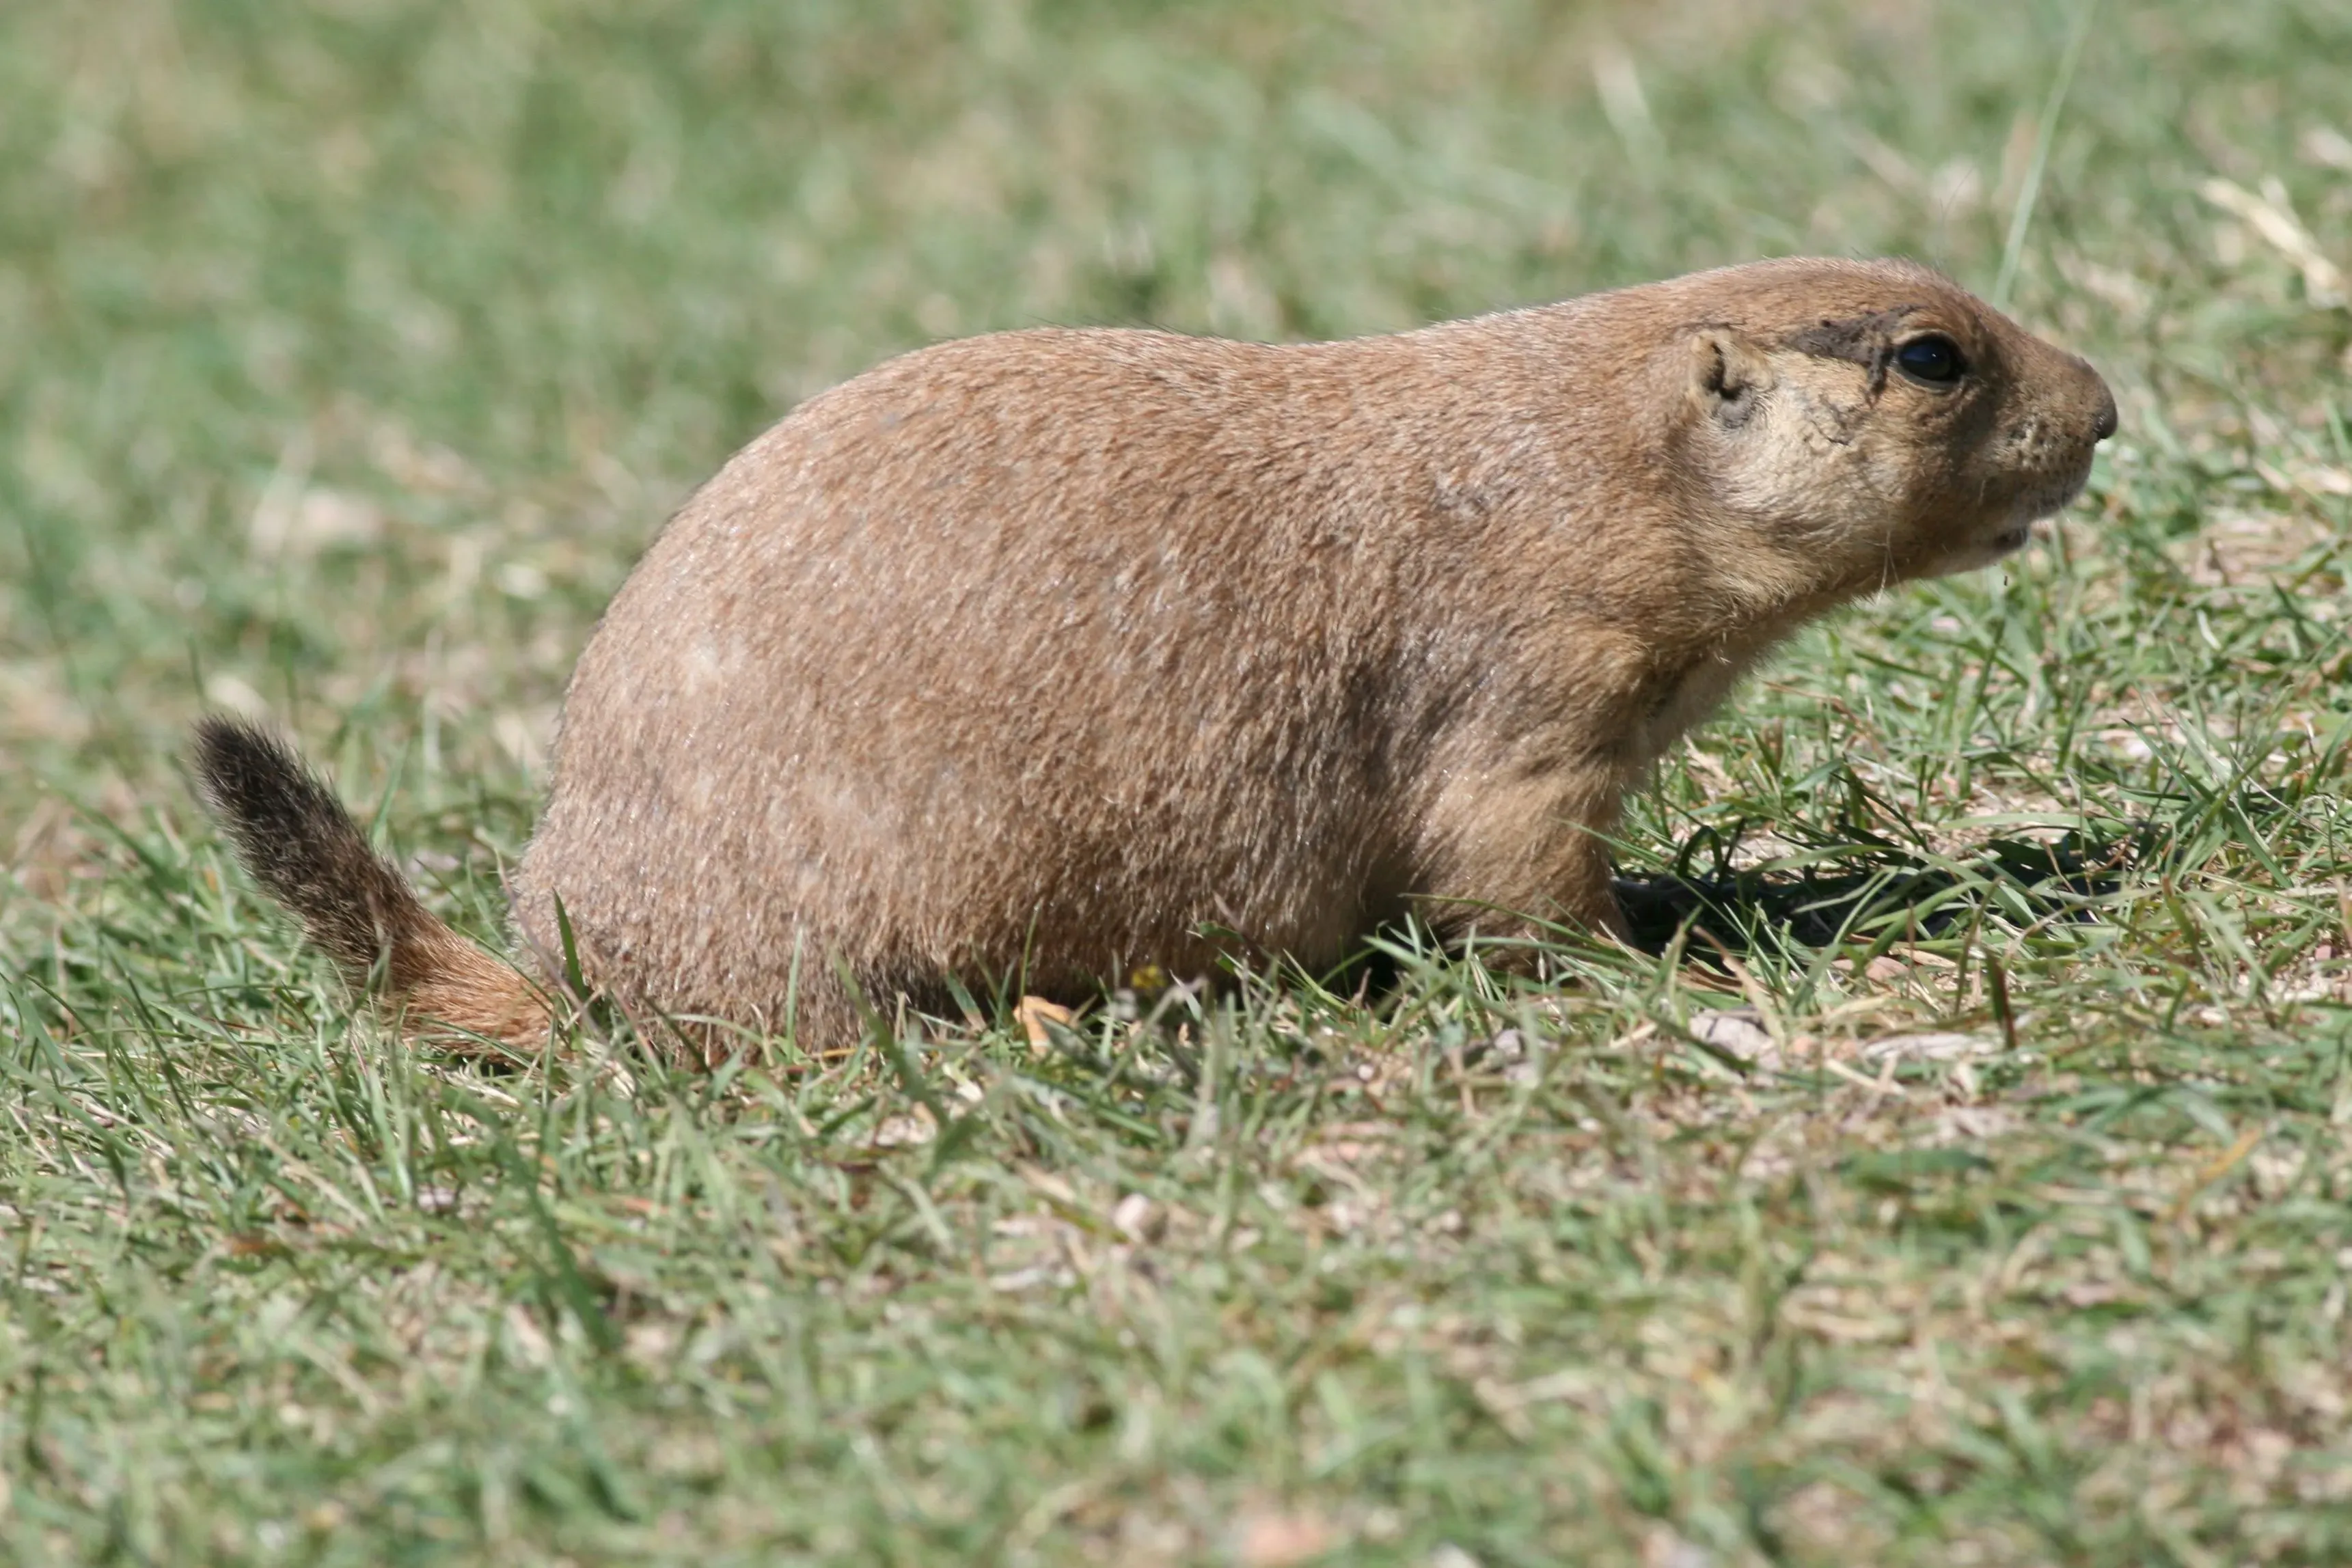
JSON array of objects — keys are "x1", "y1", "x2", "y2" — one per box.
[{"x1": 1894, "y1": 333, "x2": 1965, "y2": 386}]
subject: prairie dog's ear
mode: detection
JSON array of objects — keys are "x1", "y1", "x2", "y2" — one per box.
[{"x1": 1688, "y1": 329, "x2": 1776, "y2": 428}]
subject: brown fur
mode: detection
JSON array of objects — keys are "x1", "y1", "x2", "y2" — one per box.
[{"x1": 195, "y1": 257, "x2": 2115, "y2": 1059}]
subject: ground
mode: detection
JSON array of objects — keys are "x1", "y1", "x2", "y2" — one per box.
[{"x1": 6, "y1": 0, "x2": 2352, "y2": 1563}]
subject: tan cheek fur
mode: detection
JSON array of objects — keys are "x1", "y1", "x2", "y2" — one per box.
[{"x1": 493, "y1": 256, "x2": 2111, "y2": 1052}]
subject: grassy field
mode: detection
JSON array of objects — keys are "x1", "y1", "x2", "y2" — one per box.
[{"x1": 7, "y1": 0, "x2": 2352, "y2": 1561}]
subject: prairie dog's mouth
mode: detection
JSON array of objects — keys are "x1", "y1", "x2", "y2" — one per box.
[
  {"x1": 2016, "y1": 456, "x2": 2098, "y2": 524},
  {"x1": 1985, "y1": 521, "x2": 2035, "y2": 555},
  {"x1": 1979, "y1": 460, "x2": 2096, "y2": 555},
  {"x1": 1916, "y1": 516, "x2": 2045, "y2": 579}
]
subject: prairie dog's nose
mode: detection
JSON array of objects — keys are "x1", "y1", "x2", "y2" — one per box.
[
  {"x1": 2092, "y1": 381, "x2": 2119, "y2": 443},
  {"x1": 2068, "y1": 351, "x2": 2120, "y2": 443}
]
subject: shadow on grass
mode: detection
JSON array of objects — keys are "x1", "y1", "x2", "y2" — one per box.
[
  {"x1": 1303, "y1": 826, "x2": 2152, "y2": 1013},
  {"x1": 1610, "y1": 830, "x2": 2132, "y2": 957}
]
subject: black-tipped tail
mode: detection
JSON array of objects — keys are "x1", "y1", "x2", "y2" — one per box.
[
  {"x1": 191, "y1": 716, "x2": 420, "y2": 981},
  {"x1": 190, "y1": 715, "x2": 552, "y2": 1051}
]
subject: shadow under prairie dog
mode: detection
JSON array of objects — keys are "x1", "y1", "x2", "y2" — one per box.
[{"x1": 195, "y1": 256, "x2": 2116, "y2": 1058}]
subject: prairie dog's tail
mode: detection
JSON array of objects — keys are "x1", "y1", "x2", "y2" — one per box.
[{"x1": 190, "y1": 716, "x2": 554, "y2": 1053}]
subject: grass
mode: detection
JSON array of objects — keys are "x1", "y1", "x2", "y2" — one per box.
[{"x1": 7, "y1": 0, "x2": 2352, "y2": 1561}]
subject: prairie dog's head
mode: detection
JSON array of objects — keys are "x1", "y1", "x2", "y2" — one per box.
[{"x1": 1660, "y1": 258, "x2": 2116, "y2": 593}]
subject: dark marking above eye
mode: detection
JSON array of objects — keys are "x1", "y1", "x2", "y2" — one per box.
[
  {"x1": 1783, "y1": 307, "x2": 1912, "y2": 365},
  {"x1": 1781, "y1": 305, "x2": 1924, "y2": 396},
  {"x1": 1893, "y1": 333, "x2": 1965, "y2": 385}
]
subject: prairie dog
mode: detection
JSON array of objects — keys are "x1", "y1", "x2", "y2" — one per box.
[{"x1": 196, "y1": 257, "x2": 2116, "y2": 1057}]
